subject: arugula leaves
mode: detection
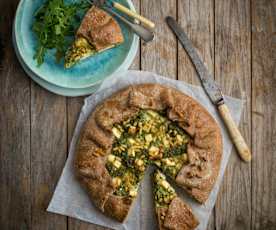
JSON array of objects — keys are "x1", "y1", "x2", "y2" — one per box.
[{"x1": 32, "y1": 0, "x2": 90, "y2": 66}]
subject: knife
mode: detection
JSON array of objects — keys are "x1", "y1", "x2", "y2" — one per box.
[{"x1": 166, "y1": 16, "x2": 251, "y2": 162}]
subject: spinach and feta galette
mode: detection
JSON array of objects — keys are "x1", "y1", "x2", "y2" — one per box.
[
  {"x1": 65, "y1": 6, "x2": 124, "y2": 68},
  {"x1": 153, "y1": 170, "x2": 199, "y2": 230},
  {"x1": 75, "y1": 84, "x2": 222, "y2": 225}
]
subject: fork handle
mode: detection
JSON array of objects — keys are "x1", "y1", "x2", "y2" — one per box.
[
  {"x1": 218, "y1": 103, "x2": 252, "y2": 162},
  {"x1": 103, "y1": 6, "x2": 154, "y2": 42},
  {"x1": 112, "y1": 2, "x2": 155, "y2": 29}
]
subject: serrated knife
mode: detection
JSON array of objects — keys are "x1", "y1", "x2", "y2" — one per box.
[{"x1": 166, "y1": 16, "x2": 251, "y2": 162}]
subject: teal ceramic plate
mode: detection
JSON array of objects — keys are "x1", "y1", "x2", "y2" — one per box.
[
  {"x1": 14, "y1": 0, "x2": 138, "y2": 89},
  {"x1": 13, "y1": 25, "x2": 102, "y2": 96}
]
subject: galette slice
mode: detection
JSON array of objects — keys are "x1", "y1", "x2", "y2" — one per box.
[
  {"x1": 65, "y1": 5, "x2": 124, "y2": 68},
  {"x1": 153, "y1": 170, "x2": 199, "y2": 230}
]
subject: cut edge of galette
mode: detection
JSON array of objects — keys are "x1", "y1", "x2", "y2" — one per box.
[
  {"x1": 105, "y1": 109, "x2": 190, "y2": 200},
  {"x1": 153, "y1": 170, "x2": 199, "y2": 230}
]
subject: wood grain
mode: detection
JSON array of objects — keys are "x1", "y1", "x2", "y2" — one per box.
[
  {"x1": 214, "y1": 0, "x2": 252, "y2": 229},
  {"x1": 177, "y1": 0, "x2": 214, "y2": 84},
  {"x1": 30, "y1": 85, "x2": 67, "y2": 230},
  {"x1": 141, "y1": 0, "x2": 177, "y2": 79},
  {"x1": 251, "y1": 0, "x2": 276, "y2": 229},
  {"x1": 0, "y1": 1, "x2": 31, "y2": 229},
  {"x1": 176, "y1": 1, "x2": 215, "y2": 229}
]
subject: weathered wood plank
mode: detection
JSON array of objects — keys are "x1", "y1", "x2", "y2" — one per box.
[
  {"x1": 141, "y1": 0, "x2": 177, "y2": 79},
  {"x1": 177, "y1": 0, "x2": 214, "y2": 84},
  {"x1": 68, "y1": 1, "x2": 141, "y2": 228},
  {"x1": 0, "y1": 1, "x2": 31, "y2": 229},
  {"x1": 30, "y1": 85, "x2": 67, "y2": 230},
  {"x1": 177, "y1": 1, "x2": 215, "y2": 228},
  {"x1": 67, "y1": 97, "x2": 85, "y2": 144},
  {"x1": 214, "y1": 0, "x2": 252, "y2": 229},
  {"x1": 251, "y1": 0, "x2": 276, "y2": 229}
]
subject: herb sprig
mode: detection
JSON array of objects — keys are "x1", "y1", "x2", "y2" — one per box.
[{"x1": 32, "y1": 0, "x2": 90, "y2": 66}]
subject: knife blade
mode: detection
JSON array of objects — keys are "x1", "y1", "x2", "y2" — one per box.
[
  {"x1": 166, "y1": 16, "x2": 251, "y2": 162},
  {"x1": 166, "y1": 16, "x2": 223, "y2": 105}
]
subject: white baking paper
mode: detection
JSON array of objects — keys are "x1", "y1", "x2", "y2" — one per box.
[{"x1": 47, "y1": 70, "x2": 243, "y2": 230}]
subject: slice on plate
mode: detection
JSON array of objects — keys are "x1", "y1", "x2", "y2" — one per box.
[
  {"x1": 153, "y1": 170, "x2": 199, "y2": 230},
  {"x1": 65, "y1": 6, "x2": 124, "y2": 68}
]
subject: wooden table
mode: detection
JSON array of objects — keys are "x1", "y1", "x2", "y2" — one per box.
[{"x1": 1, "y1": 0, "x2": 275, "y2": 229}]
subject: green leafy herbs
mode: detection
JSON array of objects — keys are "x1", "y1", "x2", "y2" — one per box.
[
  {"x1": 153, "y1": 171, "x2": 176, "y2": 207},
  {"x1": 163, "y1": 144, "x2": 187, "y2": 158},
  {"x1": 32, "y1": 0, "x2": 90, "y2": 66}
]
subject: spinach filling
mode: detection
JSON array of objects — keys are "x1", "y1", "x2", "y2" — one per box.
[
  {"x1": 106, "y1": 109, "x2": 190, "y2": 198},
  {"x1": 153, "y1": 170, "x2": 176, "y2": 207}
]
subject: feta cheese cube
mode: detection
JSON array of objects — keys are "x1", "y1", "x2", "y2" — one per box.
[
  {"x1": 128, "y1": 138, "x2": 135, "y2": 145},
  {"x1": 113, "y1": 160, "x2": 121, "y2": 168},
  {"x1": 154, "y1": 160, "x2": 161, "y2": 167},
  {"x1": 129, "y1": 188, "x2": 138, "y2": 197},
  {"x1": 176, "y1": 134, "x2": 183, "y2": 143},
  {"x1": 149, "y1": 146, "x2": 159, "y2": 156},
  {"x1": 107, "y1": 154, "x2": 115, "y2": 162},
  {"x1": 112, "y1": 127, "x2": 121, "y2": 138},
  {"x1": 163, "y1": 138, "x2": 170, "y2": 148},
  {"x1": 112, "y1": 177, "x2": 122, "y2": 188},
  {"x1": 145, "y1": 134, "x2": 153, "y2": 143},
  {"x1": 135, "y1": 159, "x2": 144, "y2": 167},
  {"x1": 161, "y1": 180, "x2": 170, "y2": 189},
  {"x1": 128, "y1": 148, "x2": 136, "y2": 157},
  {"x1": 162, "y1": 158, "x2": 176, "y2": 166}
]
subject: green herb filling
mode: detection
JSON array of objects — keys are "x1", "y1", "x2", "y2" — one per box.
[
  {"x1": 106, "y1": 109, "x2": 190, "y2": 198},
  {"x1": 153, "y1": 170, "x2": 176, "y2": 207}
]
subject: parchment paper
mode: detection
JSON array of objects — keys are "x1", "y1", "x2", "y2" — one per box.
[{"x1": 47, "y1": 70, "x2": 243, "y2": 230}]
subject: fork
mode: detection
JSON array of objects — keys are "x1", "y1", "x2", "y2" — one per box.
[
  {"x1": 87, "y1": 0, "x2": 155, "y2": 42},
  {"x1": 96, "y1": 0, "x2": 155, "y2": 30}
]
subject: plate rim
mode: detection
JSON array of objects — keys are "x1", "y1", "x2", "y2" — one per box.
[
  {"x1": 13, "y1": 0, "x2": 139, "y2": 89},
  {"x1": 13, "y1": 25, "x2": 103, "y2": 97}
]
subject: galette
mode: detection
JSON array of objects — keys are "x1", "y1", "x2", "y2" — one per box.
[{"x1": 74, "y1": 84, "x2": 222, "y2": 226}]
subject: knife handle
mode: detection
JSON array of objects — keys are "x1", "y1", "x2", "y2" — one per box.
[
  {"x1": 218, "y1": 104, "x2": 252, "y2": 162},
  {"x1": 112, "y1": 2, "x2": 155, "y2": 29}
]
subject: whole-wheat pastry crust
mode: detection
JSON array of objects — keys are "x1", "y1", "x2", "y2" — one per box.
[
  {"x1": 161, "y1": 197, "x2": 199, "y2": 230},
  {"x1": 77, "y1": 6, "x2": 124, "y2": 51},
  {"x1": 75, "y1": 84, "x2": 222, "y2": 222}
]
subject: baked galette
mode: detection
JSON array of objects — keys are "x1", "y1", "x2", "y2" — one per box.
[{"x1": 75, "y1": 84, "x2": 222, "y2": 223}]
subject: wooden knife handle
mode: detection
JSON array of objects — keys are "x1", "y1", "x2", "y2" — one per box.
[
  {"x1": 113, "y1": 2, "x2": 155, "y2": 29},
  {"x1": 218, "y1": 103, "x2": 252, "y2": 162}
]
